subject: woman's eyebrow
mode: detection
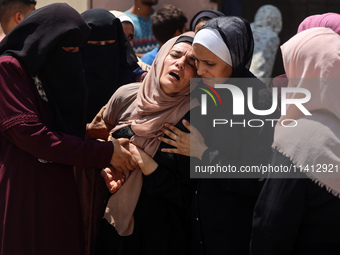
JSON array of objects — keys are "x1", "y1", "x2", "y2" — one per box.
[
  {"x1": 171, "y1": 49, "x2": 183, "y2": 54},
  {"x1": 197, "y1": 58, "x2": 211, "y2": 63}
]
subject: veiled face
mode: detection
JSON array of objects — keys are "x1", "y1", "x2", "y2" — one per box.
[
  {"x1": 63, "y1": 47, "x2": 79, "y2": 52},
  {"x1": 87, "y1": 40, "x2": 116, "y2": 45},
  {"x1": 159, "y1": 42, "x2": 196, "y2": 96},
  {"x1": 193, "y1": 43, "x2": 232, "y2": 81},
  {"x1": 121, "y1": 22, "x2": 134, "y2": 47}
]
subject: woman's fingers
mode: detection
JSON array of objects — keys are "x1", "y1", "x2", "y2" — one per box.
[
  {"x1": 164, "y1": 123, "x2": 183, "y2": 136},
  {"x1": 161, "y1": 147, "x2": 180, "y2": 154},
  {"x1": 101, "y1": 167, "x2": 113, "y2": 181},
  {"x1": 101, "y1": 167, "x2": 126, "y2": 193},
  {"x1": 160, "y1": 120, "x2": 206, "y2": 158},
  {"x1": 109, "y1": 179, "x2": 122, "y2": 194},
  {"x1": 158, "y1": 135, "x2": 178, "y2": 147},
  {"x1": 182, "y1": 119, "x2": 191, "y2": 131},
  {"x1": 161, "y1": 127, "x2": 179, "y2": 142}
]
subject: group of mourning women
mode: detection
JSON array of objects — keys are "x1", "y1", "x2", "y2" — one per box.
[{"x1": 1, "y1": 3, "x2": 340, "y2": 255}]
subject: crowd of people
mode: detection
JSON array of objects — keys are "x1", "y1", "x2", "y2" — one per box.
[{"x1": 1, "y1": 1, "x2": 340, "y2": 255}]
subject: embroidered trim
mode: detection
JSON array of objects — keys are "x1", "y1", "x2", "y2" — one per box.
[{"x1": 0, "y1": 113, "x2": 39, "y2": 133}]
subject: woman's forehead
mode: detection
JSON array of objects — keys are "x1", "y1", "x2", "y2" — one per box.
[
  {"x1": 170, "y1": 42, "x2": 193, "y2": 53},
  {"x1": 192, "y1": 43, "x2": 214, "y2": 59}
]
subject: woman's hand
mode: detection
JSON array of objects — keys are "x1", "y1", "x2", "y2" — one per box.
[
  {"x1": 129, "y1": 143, "x2": 158, "y2": 176},
  {"x1": 158, "y1": 119, "x2": 208, "y2": 160},
  {"x1": 111, "y1": 138, "x2": 138, "y2": 172},
  {"x1": 86, "y1": 106, "x2": 113, "y2": 140},
  {"x1": 101, "y1": 166, "x2": 126, "y2": 194}
]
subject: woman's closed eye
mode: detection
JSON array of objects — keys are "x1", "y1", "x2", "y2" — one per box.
[
  {"x1": 205, "y1": 61, "x2": 215, "y2": 67},
  {"x1": 187, "y1": 57, "x2": 196, "y2": 68},
  {"x1": 170, "y1": 52, "x2": 181, "y2": 59},
  {"x1": 195, "y1": 58, "x2": 215, "y2": 67}
]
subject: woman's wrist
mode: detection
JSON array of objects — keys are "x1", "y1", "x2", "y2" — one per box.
[
  {"x1": 140, "y1": 161, "x2": 159, "y2": 176},
  {"x1": 197, "y1": 144, "x2": 208, "y2": 160}
]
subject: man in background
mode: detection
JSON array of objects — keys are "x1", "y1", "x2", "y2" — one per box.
[
  {"x1": 125, "y1": 0, "x2": 159, "y2": 57},
  {"x1": 141, "y1": 4, "x2": 187, "y2": 65},
  {"x1": 0, "y1": 0, "x2": 36, "y2": 35}
]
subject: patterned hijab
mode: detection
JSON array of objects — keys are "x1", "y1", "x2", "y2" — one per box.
[
  {"x1": 251, "y1": 5, "x2": 282, "y2": 35},
  {"x1": 273, "y1": 27, "x2": 340, "y2": 196},
  {"x1": 250, "y1": 5, "x2": 282, "y2": 81},
  {"x1": 0, "y1": 3, "x2": 91, "y2": 136}
]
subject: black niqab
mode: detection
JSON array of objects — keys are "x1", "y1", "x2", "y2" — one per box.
[
  {"x1": 81, "y1": 8, "x2": 139, "y2": 122},
  {"x1": 201, "y1": 16, "x2": 254, "y2": 77},
  {"x1": 0, "y1": 3, "x2": 91, "y2": 137}
]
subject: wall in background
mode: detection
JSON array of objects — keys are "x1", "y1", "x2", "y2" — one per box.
[
  {"x1": 36, "y1": 0, "x2": 89, "y2": 13},
  {"x1": 35, "y1": 0, "x2": 217, "y2": 25}
]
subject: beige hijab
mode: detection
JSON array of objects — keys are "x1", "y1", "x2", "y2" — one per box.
[
  {"x1": 102, "y1": 32, "x2": 196, "y2": 235},
  {"x1": 273, "y1": 27, "x2": 340, "y2": 196}
]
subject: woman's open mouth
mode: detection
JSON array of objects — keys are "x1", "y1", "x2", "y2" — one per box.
[{"x1": 169, "y1": 71, "x2": 180, "y2": 80}]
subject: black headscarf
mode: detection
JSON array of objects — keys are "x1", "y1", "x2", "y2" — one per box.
[
  {"x1": 0, "y1": 3, "x2": 91, "y2": 137},
  {"x1": 81, "y1": 8, "x2": 139, "y2": 122},
  {"x1": 190, "y1": 9, "x2": 225, "y2": 31},
  {"x1": 201, "y1": 16, "x2": 254, "y2": 77}
]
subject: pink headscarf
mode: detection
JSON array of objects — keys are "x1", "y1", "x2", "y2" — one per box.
[
  {"x1": 104, "y1": 31, "x2": 196, "y2": 157},
  {"x1": 273, "y1": 27, "x2": 340, "y2": 196},
  {"x1": 102, "y1": 32, "x2": 197, "y2": 236},
  {"x1": 297, "y1": 12, "x2": 340, "y2": 33}
]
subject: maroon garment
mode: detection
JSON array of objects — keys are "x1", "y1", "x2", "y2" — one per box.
[
  {"x1": 74, "y1": 167, "x2": 109, "y2": 255},
  {"x1": 0, "y1": 56, "x2": 113, "y2": 255}
]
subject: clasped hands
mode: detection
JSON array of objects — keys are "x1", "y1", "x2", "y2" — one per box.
[
  {"x1": 159, "y1": 119, "x2": 208, "y2": 160},
  {"x1": 103, "y1": 138, "x2": 158, "y2": 194},
  {"x1": 88, "y1": 107, "x2": 207, "y2": 194},
  {"x1": 103, "y1": 119, "x2": 208, "y2": 194}
]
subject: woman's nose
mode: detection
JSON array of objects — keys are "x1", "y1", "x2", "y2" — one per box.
[
  {"x1": 196, "y1": 63, "x2": 205, "y2": 75},
  {"x1": 176, "y1": 56, "x2": 186, "y2": 69}
]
